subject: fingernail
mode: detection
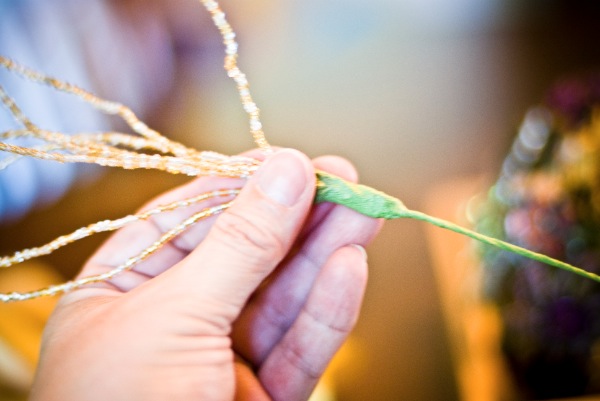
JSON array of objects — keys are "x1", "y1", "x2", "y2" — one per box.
[
  {"x1": 350, "y1": 244, "x2": 368, "y2": 262},
  {"x1": 257, "y1": 150, "x2": 308, "y2": 207}
]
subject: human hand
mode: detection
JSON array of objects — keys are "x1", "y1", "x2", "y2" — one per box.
[{"x1": 30, "y1": 149, "x2": 382, "y2": 401}]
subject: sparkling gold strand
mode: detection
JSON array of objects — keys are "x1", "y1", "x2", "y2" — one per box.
[
  {"x1": 2, "y1": 129, "x2": 185, "y2": 155},
  {"x1": 0, "y1": 0, "x2": 274, "y2": 301},
  {"x1": 0, "y1": 76, "x2": 198, "y2": 171},
  {"x1": 0, "y1": 84, "x2": 39, "y2": 132},
  {"x1": 0, "y1": 141, "x2": 260, "y2": 177},
  {"x1": 199, "y1": 0, "x2": 271, "y2": 153},
  {"x1": 71, "y1": 132, "x2": 192, "y2": 154},
  {"x1": 1, "y1": 127, "x2": 206, "y2": 172},
  {"x1": 0, "y1": 56, "x2": 194, "y2": 157},
  {"x1": 0, "y1": 127, "x2": 261, "y2": 178},
  {"x1": 0, "y1": 81, "x2": 261, "y2": 178},
  {"x1": 0, "y1": 142, "x2": 62, "y2": 170},
  {"x1": 0, "y1": 128, "x2": 172, "y2": 160},
  {"x1": 0, "y1": 189, "x2": 240, "y2": 269},
  {"x1": 0, "y1": 202, "x2": 233, "y2": 302},
  {"x1": 0, "y1": 152, "x2": 25, "y2": 170}
]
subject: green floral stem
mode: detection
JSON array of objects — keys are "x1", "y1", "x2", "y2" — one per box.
[{"x1": 315, "y1": 171, "x2": 600, "y2": 284}]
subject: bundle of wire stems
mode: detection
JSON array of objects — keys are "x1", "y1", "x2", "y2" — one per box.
[{"x1": 0, "y1": 0, "x2": 598, "y2": 303}]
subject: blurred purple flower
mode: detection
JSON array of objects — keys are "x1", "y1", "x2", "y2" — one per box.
[{"x1": 545, "y1": 73, "x2": 600, "y2": 127}]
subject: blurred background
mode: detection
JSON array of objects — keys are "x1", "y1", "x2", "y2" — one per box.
[{"x1": 1, "y1": 0, "x2": 600, "y2": 399}]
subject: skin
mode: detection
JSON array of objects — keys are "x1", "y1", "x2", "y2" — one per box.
[{"x1": 30, "y1": 149, "x2": 382, "y2": 401}]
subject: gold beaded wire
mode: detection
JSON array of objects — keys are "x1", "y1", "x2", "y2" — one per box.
[
  {"x1": 0, "y1": 195, "x2": 237, "y2": 302},
  {"x1": 0, "y1": 0, "x2": 270, "y2": 301},
  {"x1": 200, "y1": 0, "x2": 272, "y2": 153},
  {"x1": 0, "y1": 189, "x2": 241, "y2": 270},
  {"x1": 0, "y1": 59, "x2": 262, "y2": 178}
]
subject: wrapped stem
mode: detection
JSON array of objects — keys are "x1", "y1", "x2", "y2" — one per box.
[{"x1": 315, "y1": 171, "x2": 600, "y2": 284}]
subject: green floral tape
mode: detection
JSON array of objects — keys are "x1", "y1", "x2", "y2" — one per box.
[
  {"x1": 315, "y1": 170, "x2": 600, "y2": 284},
  {"x1": 315, "y1": 171, "x2": 408, "y2": 219}
]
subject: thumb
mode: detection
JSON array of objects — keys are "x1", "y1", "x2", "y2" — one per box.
[{"x1": 146, "y1": 149, "x2": 316, "y2": 327}]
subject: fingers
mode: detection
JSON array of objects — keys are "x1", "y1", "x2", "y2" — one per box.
[
  {"x1": 76, "y1": 176, "x2": 243, "y2": 293},
  {"x1": 77, "y1": 149, "x2": 274, "y2": 291},
  {"x1": 133, "y1": 149, "x2": 317, "y2": 331},
  {"x1": 258, "y1": 245, "x2": 368, "y2": 401},
  {"x1": 231, "y1": 157, "x2": 382, "y2": 366}
]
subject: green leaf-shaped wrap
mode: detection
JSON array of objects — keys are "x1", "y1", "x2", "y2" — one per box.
[{"x1": 315, "y1": 171, "x2": 408, "y2": 219}]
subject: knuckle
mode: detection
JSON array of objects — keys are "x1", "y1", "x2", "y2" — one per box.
[
  {"x1": 211, "y1": 207, "x2": 285, "y2": 265},
  {"x1": 282, "y1": 343, "x2": 322, "y2": 380},
  {"x1": 306, "y1": 304, "x2": 354, "y2": 336}
]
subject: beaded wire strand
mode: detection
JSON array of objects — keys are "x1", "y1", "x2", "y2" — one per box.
[
  {"x1": 1, "y1": 0, "x2": 600, "y2": 302},
  {"x1": 0, "y1": 0, "x2": 262, "y2": 301}
]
